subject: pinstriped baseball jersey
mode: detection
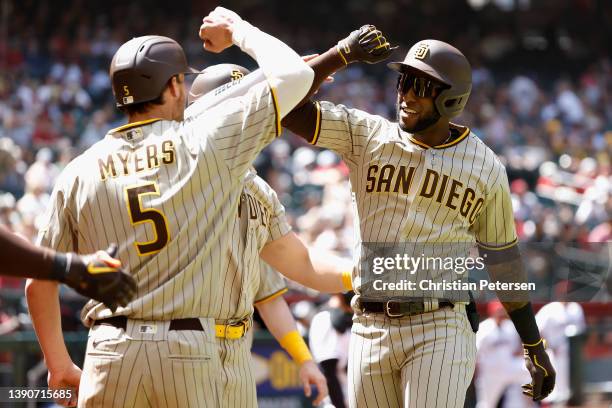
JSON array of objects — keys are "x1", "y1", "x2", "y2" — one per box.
[
  {"x1": 215, "y1": 174, "x2": 289, "y2": 408},
  {"x1": 309, "y1": 101, "x2": 517, "y2": 293},
  {"x1": 254, "y1": 261, "x2": 287, "y2": 305},
  {"x1": 215, "y1": 171, "x2": 291, "y2": 321},
  {"x1": 37, "y1": 81, "x2": 281, "y2": 324}
]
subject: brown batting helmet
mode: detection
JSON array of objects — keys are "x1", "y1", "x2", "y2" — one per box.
[
  {"x1": 110, "y1": 35, "x2": 199, "y2": 108},
  {"x1": 187, "y1": 64, "x2": 251, "y2": 106},
  {"x1": 388, "y1": 39, "x2": 472, "y2": 118}
]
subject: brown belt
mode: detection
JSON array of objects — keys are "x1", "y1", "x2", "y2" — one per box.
[
  {"x1": 359, "y1": 300, "x2": 454, "y2": 318},
  {"x1": 94, "y1": 316, "x2": 203, "y2": 331}
]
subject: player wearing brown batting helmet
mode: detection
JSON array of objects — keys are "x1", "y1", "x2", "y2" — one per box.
[{"x1": 279, "y1": 37, "x2": 555, "y2": 407}]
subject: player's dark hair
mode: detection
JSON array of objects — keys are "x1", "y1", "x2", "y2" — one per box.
[{"x1": 118, "y1": 75, "x2": 181, "y2": 116}]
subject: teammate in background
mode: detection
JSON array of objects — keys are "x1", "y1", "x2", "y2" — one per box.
[
  {"x1": 309, "y1": 292, "x2": 354, "y2": 408},
  {"x1": 536, "y1": 298, "x2": 586, "y2": 405},
  {"x1": 187, "y1": 63, "x2": 353, "y2": 293},
  {"x1": 25, "y1": 7, "x2": 314, "y2": 407},
  {"x1": 187, "y1": 63, "x2": 354, "y2": 406},
  {"x1": 475, "y1": 301, "x2": 533, "y2": 408},
  {"x1": 0, "y1": 226, "x2": 136, "y2": 311},
  {"x1": 281, "y1": 32, "x2": 556, "y2": 406}
]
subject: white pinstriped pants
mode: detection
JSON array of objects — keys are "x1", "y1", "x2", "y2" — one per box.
[
  {"x1": 348, "y1": 304, "x2": 476, "y2": 408},
  {"x1": 78, "y1": 319, "x2": 222, "y2": 407},
  {"x1": 217, "y1": 329, "x2": 257, "y2": 408}
]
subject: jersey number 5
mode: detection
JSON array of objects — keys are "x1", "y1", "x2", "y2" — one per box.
[{"x1": 125, "y1": 182, "x2": 170, "y2": 255}]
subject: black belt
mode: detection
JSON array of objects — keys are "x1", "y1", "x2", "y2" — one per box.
[
  {"x1": 359, "y1": 300, "x2": 454, "y2": 318},
  {"x1": 94, "y1": 316, "x2": 203, "y2": 331}
]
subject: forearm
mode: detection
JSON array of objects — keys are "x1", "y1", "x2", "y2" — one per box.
[
  {"x1": 485, "y1": 257, "x2": 530, "y2": 311},
  {"x1": 25, "y1": 279, "x2": 73, "y2": 370},
  {"x1": 486, "y1": 256, "x2": 542, "y2": 344},
  {"x1": 296, "y1": 47, "x2": 347, "y2": 108},
  {"x1": 281, "y1": 48, "x2": 346, "y2": 141},
  {"x1": 309, "y1": 248, "x2": 353, "y2": 293},
  {"x1": 256, "y1": 296, "x2": 298, "y2": 340},
  {"x1": 260, "y1": 233, "x2": 348, "y2": 293},
  {"x1": 0, "y1": 226, "x2": 54, "y2": 280},
  {"x1": 232, "y1": 21, "x2": 313, "y2": 117},
  {"x1": 257, "y1": 296, "x2": 313, "y2": 364}
]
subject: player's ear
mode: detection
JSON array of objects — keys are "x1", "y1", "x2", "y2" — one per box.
[{"x1": 168, "y1": 75, "x2": 183, "y2": 98}]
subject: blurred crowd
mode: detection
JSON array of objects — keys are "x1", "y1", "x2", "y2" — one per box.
[
  {"x1": 0, "y1": 0, "x2": 610, "y2": 405},
  {"x1": 0, "y1": 0, "x2": 609, "y2": 346}
]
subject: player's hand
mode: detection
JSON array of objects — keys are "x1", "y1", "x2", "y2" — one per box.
[
  {"x1": 61, "y1": 244, "x2": 137, "y2": 312},
  {"x1": 521, "y1": 339, "x2": 556, "y2": 401},
  {"x1": 48, "y1": 362, "x2": 81, "y2": 407},
  {"x1": 199, "y1": 6, "x2": 243, "y2": 53},
  {"x1": 299, "y1": 360, "x2": 328, "y2": 405},
  {"x1": 336, "y1": 25, "x2": 398, "y2": 65}
]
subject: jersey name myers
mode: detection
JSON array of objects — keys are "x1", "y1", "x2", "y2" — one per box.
[{"x1": 98, "y1": 140, "x2": 176, "y2": 181}]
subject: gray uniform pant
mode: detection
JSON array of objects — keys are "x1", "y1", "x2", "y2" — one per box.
[{"x1": 348, "y1": 304, "x2": 476, "y2": 408}]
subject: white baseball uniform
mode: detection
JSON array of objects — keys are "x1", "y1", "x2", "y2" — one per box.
[
  {"x1": 36, "y1": 22, "x2": 313, "y2": 407},
  {"x1": 304, "y1": 101, "x2": 518, "y2": 408},
  {"x1": 536, "y1": 302, "x2": 585, "y2": 404},
  {"x1": 215, "y1": 172, "x2": 290, "y2": 408},
  {"x1": 475, "y1": 318, "x2": 531, "y2": 408}
]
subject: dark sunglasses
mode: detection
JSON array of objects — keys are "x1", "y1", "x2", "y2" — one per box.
[{"x1": 397, "y1": 73, "x2": 446, "y2": 98}]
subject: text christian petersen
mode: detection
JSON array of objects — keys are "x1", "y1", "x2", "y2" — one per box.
[{"x1": 370, "y1": 254, "x2": 536, "y2": 292}]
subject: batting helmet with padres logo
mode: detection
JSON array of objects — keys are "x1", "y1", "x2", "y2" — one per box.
[
  {"x1": 388, "y1": 39, "x2": 472, "y2": 118},
  {"x1": 187, "y1": 64, "x2": 251, "y2": 106},
  {"x1": 110, "y1": 35, "x2": 199, "y2": 108}
]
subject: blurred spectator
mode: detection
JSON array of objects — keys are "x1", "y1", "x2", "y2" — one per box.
[
  {"x1": 309, "y1": 293, "x2": 353, "y2": 408},
  {"x1": 475, "y1": 302, "x2": 533, "y2": 408},
  {"x1": 536, "y1": 297, "x2": 587, "y2": 405}
]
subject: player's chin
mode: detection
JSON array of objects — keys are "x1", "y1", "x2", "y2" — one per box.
[{"x1": 398, "y1": 110, "x2": 420, "y2": 132}]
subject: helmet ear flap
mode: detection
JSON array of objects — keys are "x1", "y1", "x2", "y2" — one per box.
[{"x1": 434, "y1": 88, "x2": 471, "y2": 118}]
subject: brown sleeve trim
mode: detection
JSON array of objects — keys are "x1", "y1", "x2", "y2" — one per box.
[
  {"x1": 478, "y1": 239, "x2": 520, "y2": 265},
  {"x1": 310, "y1": 101, "x2": 322, "y2": 145},
  {"x1": 477, "y1": 237, "x2": 518, "y2": 251},
  {"x1": 254, "y1": 287, "x2": 288, "y2": 305},
  {"x1": 269, "y1": 85, "x2": 282, "y2": 137}
]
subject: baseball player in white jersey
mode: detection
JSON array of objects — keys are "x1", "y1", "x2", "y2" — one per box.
[
  {"x1": 25, "y1": 7, "x2": 314, "y2": 407},
  {"x1": 187, "y1": 64, "x2": 332, "y2": 407},
  {"x1": 210, "y1": 169, "x2": 329, "y2": 407},
  {"x1": 475, "y1": 302, "x2": 532, "y2": 408},
  {"x1": 279, "y1": 34, "x2": 556, "y2": 407},
  {"x1": 536, "y1": 301, "x2": 585, "y2": 404},
  {"x1": 309, "y1": 293, "x2": 353, "y2": 408}
]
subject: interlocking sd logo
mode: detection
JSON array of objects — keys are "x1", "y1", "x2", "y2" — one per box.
[
  {"x1": 413, "y1": 44, "x2": 429, "y2": 60},
  {"x1": 231, "y1": 70, "x2": 245, "y2": 81}
]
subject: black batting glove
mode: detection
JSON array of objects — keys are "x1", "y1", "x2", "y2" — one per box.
[
  {"x1": 52, "y1": 244, "x2": 137, "y2": 312},
  {"x1": 521, "y1": 339, "x2": 556, "y2": 401},
  {"x1": 336, "y1": 25, "x2": 398, "y2": 65}
]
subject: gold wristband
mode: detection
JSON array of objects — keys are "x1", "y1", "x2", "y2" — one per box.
[
  {"x1": 279, "y1": 330, "x2": 313, "y2": 365},
  {"x1": 341, "y1": 270, "x2": 353, "y2": 291},
  {"x1": 523, "y1": 338, "x2": 546, "y2": 348},
  {"x1": 336, "y1": 45, "x2": 349, "y2": 65}
]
